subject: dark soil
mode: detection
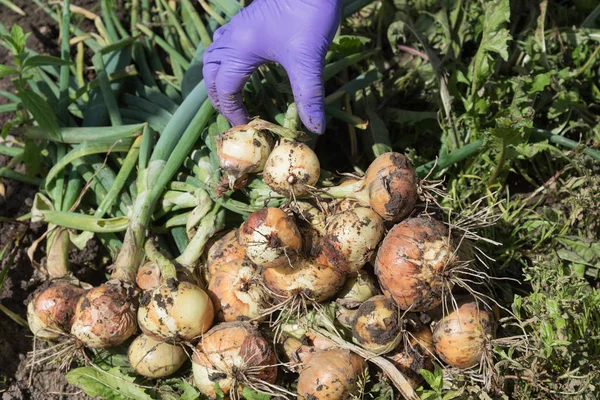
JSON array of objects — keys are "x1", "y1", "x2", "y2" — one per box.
[{"x1": 0, "y1": 1, "x2": 106, "y2": 399}]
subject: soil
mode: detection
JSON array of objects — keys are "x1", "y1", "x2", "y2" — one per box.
[{"x1": 0, "y1": 1, "x2": 106, "y2": 399}]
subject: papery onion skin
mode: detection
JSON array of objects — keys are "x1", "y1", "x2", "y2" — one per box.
[
  {"x1": 375, "y1": 217, "x2": 454, "y2": 311},
  {"x1": 205, "y1": 229, "x2": 247, "y2": 278},
  {"x1": 138, "y1": 279, "x2": 214, "y2": 342},
  {"x1": 238, "y1": 207, "x2": 302, "y2": 269},
  {"x1": 136, "y1": 261, "x2": 162, "y2": 292},
  {"x1": 297, "y1": 349, "x2": 367, "y2": 400},
  {"x1": 71, "y1": 279, "x2": 138, "y2": 348},
  {"x1": 262, "y1": 258, "x2": 347, "y2": 303},
  {"x1": 336, "y1": 270, "x2": 379, "y2": 309},
  {"x1": 27, "y1": 279, "x2": 86, "y2": 340},
  {"x1": 362, "y1": 152, "x2": 419, "y2": 222},
  {"x1": 352, "y1": 295, "x2": 402, "y2": 354},
  {"x1": 192, "y1": 322, "x2": 278, "y2": 398},
  {"x1": 216, "y1": 125, "x2": 274, "y2": 189},
  {"x1": 389, "y1": 326, "x2": 435, "y2": 386},
  {"x1": 208, "y1": 259, "x2": 266, "y2": 322},
  {"x1": 263, "y1": 139, "x2": 320, "y2": 197},
  {"x1": 128, "y1": 334, "x2": 187, "y2": 378},
  {"x1": 433, "y1": 299, "x2": 496, "y2": 369},
  {"x1": 323, "y1": 207, "x2": 385, "y2": 273}
]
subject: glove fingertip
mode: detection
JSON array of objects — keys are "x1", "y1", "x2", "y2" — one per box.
[{"x1": 297, "y1": 104, "x2": 326, "y2": 135}]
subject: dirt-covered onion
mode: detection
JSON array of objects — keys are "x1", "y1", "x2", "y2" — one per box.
[
  {"x1": 263, "y1": 139, "x2": 320, "y2": 196},
  {"x1": 238, "y1": 207, "x2": 302, "y2": 269},
  {"x1": 216, "y1": 123, "x2": 274, "y2": 190},
  {"x1": 192, "y1": 322, "x2": 278, "y2": 398},
  {"x1": 27, "y1": 279, "x2": 87, "y2": 340},
  {"x1": 138, "y1": 278, "x2": 214, "y2": 342},
  {"x1": 352, "y1": 295, "x2": 402, "y2": 354},
  {"x1": 389, "y1": 326, "x2": 435, "y2": 386},
  {"x1": 375, "y1": 217, "x2": 455, "y2": 311},
  {"x1": 136, "y1": 261, "x2": 161, "y2": 292},
  {"x1": 297, "y1": 349, "x2": 366, "y2": 400},
  {"x1": 128, "y1": 334, "x2": 187, "y2": 378},
  {"x1": 432, "y1": 299, "x2": 495, "y2": 369},
  {"x1": 205, "y1": 229, "x2": 247, "y2": 278},
  {"x1": 71, "y1": 279, "x2": 138, "y2": 348},
  {"x1": 322, "y1": 207, "x2": 385, "y2": 273},
  {"x1": 208, "y1": 259, "x2": 266, "y2": 322},
  {"x1": 262, "y1": 258, "x2": 347, "y2": 303},
  {"x1": 336, "y1": 270, "x2": 379, "y2": 309}
]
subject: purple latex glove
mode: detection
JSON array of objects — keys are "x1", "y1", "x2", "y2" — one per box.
[{"x1": 203, "y1": 0, "x2": 343, "y2": 135}]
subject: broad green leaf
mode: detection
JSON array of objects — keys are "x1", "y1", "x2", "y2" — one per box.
[
  {"x1": 0, "y1": 64, "x2": 18, "y2": 78},
  {"x1": 531, "y1": 73, "x2": 552, "y2": 92},
  {"x1": 22, "y1": 139, "x2": 40, "y2": 177},
  {"x1": 66, "y1": 366, "x2": 153, "y2": 400},
  {"x1": 177, "y1": 380, "x2": 201, "y2": 400},
  {"x1": 19, "y1": 88, "x2": 60, "y2": 138},
  {"x1": 242, "y1": 387, "x2": 271, "y2": 400},
  {"x1": 23, "y1": 55, "x2": 73, "y2": 69}
]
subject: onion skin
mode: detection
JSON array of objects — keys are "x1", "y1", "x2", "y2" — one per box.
[
  {"x1": 389, "y1": 327, "x2": 435, "y2": 387},
  {"x1": 192, "y1": 322, "x2": 278, "y2": 398},
  {"x1": 205, "y1": 229, "x2": 246, "y2": 278},
  {"x1": 262, "y1": 258, "x2": 347, "y2": 303},
  {"x1": 208, "y1": 259, "x2": 266, "y2": 322},
  {"x1": 375, "y1": 217, "x2": 454, "y2": 311},
  {"x1": 336, "y1": 270, "x2": 379, "y2": 309},
  {"x1": 128, "y1": 334, "x2": 187, "y2": 378},
  {"x1": 263, "y1": 139, "x2": 320, "y2": 197},
  {"x1": 362, "y1": 152, "x2": 419, "y2": 222},
  {"x1": 27, "y1": 279, "x2": 86, "y2": 340},
  {"x1": 323, "y1": 207, "x2": 385, "y2": 273},
  {"x1": 352, "y1": 295, "x2": 402, "y2": 354},
  {"x1": 432, "y1": 299, "x2": 496, "y2": 369},
  {"x1": 238, "y1": 208, "x2": 302, "y2": 269},
  {"x1": 297, "y1": 349, "x2": 367, "y2": 400},
  {"x1": 138, "y1": 279, "x2": 214, "y2": 342},
  {"x1": 136, "y1": 261, "x2": 162, "y2": 292},
  {"x1": 71, "y1": 279, "x2": 138, "y2": 348}
]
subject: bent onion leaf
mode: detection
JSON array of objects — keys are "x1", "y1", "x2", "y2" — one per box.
[{"x1": 66, "y1": 366, "x2": 153, "y2": 400}]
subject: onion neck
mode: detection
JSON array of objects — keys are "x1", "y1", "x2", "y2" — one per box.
[
  {"x1": 176, "y1": 205, "x2": 225, "y2": 271},
  {"x1": 321, "y1": 179, "x2": 370, "y2": 205},
  {"x1": 144, "y1": 239, "x2": 178, "y2": 281},
  {"x1": 46, "y1": 227, "x2": 71, "y2": 278}
]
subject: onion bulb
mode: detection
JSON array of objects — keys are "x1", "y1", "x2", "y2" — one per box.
[
  {"x1": 322, "y1": 207, "x2": 385, "y2": 273},
  {"x1": 281, "y1": 337, "x2": 316, "y2": 372},
  {"x1": 375, "y1": 217, "x2": 455, "y2": 311},
  {"x1": 263, "y1": 139, "x2": 320, "y2": 197},
  {"x1": 71, "y1": 279, "x2": 138, "y2": 348},
  {"x1": 138, "y1": 279, "x2": 214, "y2": 342},
  {"x1": 262, "y1": 258, "x2": 347, "y2": 303},
  {"x1": 297, "y1": 349, "x2": 366, "y2": 400},
  {"x1": 205, "y1": 229, "x2": 247, "y2": 278},
  {"x1": 432, "y1": 299, "x2": 496, "y2": 369},
  {"x1": 136, "y1": 261, "x2": 161, "y2": 292},
  {"x1": 128, "y1": 334, "x2": 187, "y2": 378},
  {"x1": 389, "y1": 326, "x2": 435, "y2": 386},
  {"x1": 207, "y1": 259, "x2": 266, "y2": 322},
  {"x1": 192, "y1": 322, "x2": 278, "y2": 398},
  {"x1": 336, "y1": 270, "x2": 379, "y2": 309},
  {"x1": 238, "y1": 207, "x2": 302, "y2": 269},
  {"x1": 27, "y1": 279, "x2": 87, "y2": 340},
  {"x1": 352, "y1": 295, "x2": 402, "y2": 354},
  {"x1": 216, "y1": 124, "x2": 273, "y2": 190}
]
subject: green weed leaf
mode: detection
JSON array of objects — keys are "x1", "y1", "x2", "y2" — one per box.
[
  {"x1": 19, "y1": 88, "x2": 60, "y2": 138},
  {"x1": 23, "y1": 55, "x2": 73, "y2": 69},
  {"x1": 242, "y1": 387, "x2": 271, "y2": 400},
  {"x1": 65, "y1": 366, "x2": 153, "y2": 400},
  {"x1": 0, "y1": 64, "x2": 18, "y2": 78}
]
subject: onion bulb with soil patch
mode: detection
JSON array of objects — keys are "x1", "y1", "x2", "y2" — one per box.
[
  {"x1": 389, "y1": 325, "x2": 435, "y2": 387},
  {"x1": 192, "y1": 322, "x2": 278, "y2": 398},
  {"x1": 216, "y1": 123, "x2": 274, "y2": 191},
  {"x1": 262, "y1": 257, "x2": 347, "y2": 306},
  {"x1": 238, "y1": 207, "x2": 302, "y2": 269},
  {"x1": 324, "y1": 152, "x2": 419, "y2": 222},
  {"x1": 321, "y1": 207, "x2": 385, "y2": 273},
  {"x1": 205, "y1": 229, "x2": 247, "y2": 279},
  {"x1": 375, "y1": 217, "x2": 456, "y2": 312},
  {"x1": 71, "y1": 279, "x2": 138, "y2": 348},
  {"x1": 352, "y1": 295, "x2": 402, "y2": 354},
  {"x1": 138, "y1": 278, "x2": 214, "y2": 342},
  {"x1": 263, "y1": 139, "x2": 320, "y2": 197},
  {"x1": 336, "y1": 269, "x2": 380, "y2": 309},
  {"x1": 128, "y1": 334, "x2": 187, "y2": 378},
  {"x1": 297, "y1": 349, "x2": 367, "y2": 400},
  {"x1": 432, "y1": 298, "x2": 496, "y2": 369},
  {"x1": 208, "y1": 259, "x2": 267, "y2": 322},
  {"x1": 27, "y1": 278, "x2": 88, "y2": 340},
  {"x1": 136, "y1": 260, "x2": 198, "y2": 292}
]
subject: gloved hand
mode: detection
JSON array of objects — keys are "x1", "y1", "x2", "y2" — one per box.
[{"x1": 202, "y1": 0, "x2": 344, "y2": 135}]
